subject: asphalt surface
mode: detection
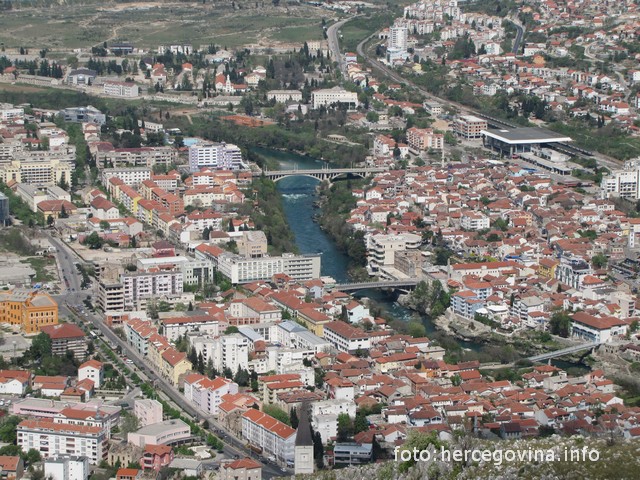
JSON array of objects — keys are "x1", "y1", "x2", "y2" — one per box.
[{"x1": 46, "y1": 233, "x2": 290, "y2": 479}]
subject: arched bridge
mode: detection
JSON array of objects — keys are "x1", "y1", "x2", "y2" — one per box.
[
  {"x1": 256, "y1": 166, "x2": 387, "y2": 182},
  {"x1": 332, "y1": 278, "x2": 421, "y2": 292}
]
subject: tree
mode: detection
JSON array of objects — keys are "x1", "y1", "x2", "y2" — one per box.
[
  {"x1": 0, "y1": 416, "x2": 22, "y2": 443},
  {"x1": 354, "y1": 412, "x2": 368, "y2": 434},
  {"x1": 120, "y1": 411, "x2": 140, "y2": 435},
  {"x1": 290, "y1": 407, "x2": 299, "y2": 429},
  {"x1": 99, "y1": 220, "x2": 110, "y2": 231},
  {"x1": 263, "y1": 405, "x2": 291, "y2": 425},
  {"x1": 337, "y1": 413, "x2": 353, "y2": 442},
  {"x1": 84, "y1": 231, "x2": 103, "y2": 249},
  {"x1": 592, "y1": 253, "x2": 607, "y2": 269},
  {"x1": 224, "y1": 326, "x2": 239, "y2": 334},
  {"x1": 313, "y1": 430, "x2": 324, "y2": 468},
  {"x1": 46, "y1": 214, "x2": 54, "y2": 227},
  {"x1": 233, "y1": 367, "x2": 250, "y2": 386},
  {"x1": 549, "y1": 310, "x2": 572, "y2": 338}
]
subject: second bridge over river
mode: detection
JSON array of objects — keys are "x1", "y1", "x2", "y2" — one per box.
[{"x1": 255, "y1": 166, "x2": 387, "y2": 182}]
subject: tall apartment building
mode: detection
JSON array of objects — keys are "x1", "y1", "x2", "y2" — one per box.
[
  {"x1": 183, "y1": 374, "x2": 239, "y2": 415},
  {"x1": 0, "y1": 289, "x2": 58, "y2": 334},
  {"x1": 0, "y1": 192, "x2": 9, "y2": 226},
  {"x1": 601, "y1": 160, "x2": 640, "y2": 199},
  {"x1": 237, "y1": 230, "x2": 268, "y2": 258},
  {"x1": 188, "y1": 143, "x2": 246, "y2": 172},
  {"x1": 122, "y1": 270, "x2": 184, "y2": 309},
  {"x1": 18, "y1": 419, "x2": 107, "y2": 464},
  {"x1": 0, "y1": 159, "x2": 72, "y2": 185},
  {"x1": 323, "y1": 321, "x2": 371, "y2": 354},
  {"x1": 40, "y1": 324, "x2": 87, "y2": 359},
  {"x1": 44, "y1": 456, "x2": 89, "y2": 480},
  {"x1": 367, "y1": 233, "x2": 422, "y2": 274},
  {"x1": 216, "y1": 253, "x2": 321, "y2": 284},
  {"x1": 453, "y1": 115, "x2": 488, "y2": 139},
  {"x1": 388, "y1": 25, "x2": 408, "y2": 51},
  {"x1": 134, "y1": 399, "x2": 164, "y2": 427},
  {"x1": 311, "y1": 87, "x2": 358, "y2": 109},
  {"x1": 191, "y1": 334, "x2": 249, "y2": 373}
]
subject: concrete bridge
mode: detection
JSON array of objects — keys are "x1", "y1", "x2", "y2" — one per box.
[
  {"x1": 527, "y1": 341, "x2": 602, "y2": 363},
  {"x1": 256, "y1": 166, "x2": 387, "y2": 182},
  {"x1": 332, "y1": 278, "x2": 421, "y2": 292}
]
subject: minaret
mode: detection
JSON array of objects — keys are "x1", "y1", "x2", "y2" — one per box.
[{"x1": 294, "y1": 403, "x2": 315, "y2": 475}]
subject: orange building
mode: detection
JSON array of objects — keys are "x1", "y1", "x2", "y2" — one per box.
[{"x1": 0, "y1": 289, "x2": 58, "y2": 334}]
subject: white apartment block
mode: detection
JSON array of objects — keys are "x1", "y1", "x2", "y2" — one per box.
[
  {"x1": 323, "y1": 321, "x2": 371, "y2": 354},
  {"x1": 191, "y1": 334, "x2": 249, "y2": 373},
  {"x1": 183, "y1": 374, "x2": 239, "y2": 415},
  {"x1": 188, "y1": 143, "x2": 246, "y2": 172},
  {"x1": 389, "y1": 25, "x2": 408, "y2": 51},
  {"x1": 0, "y1": 159, "x2": 72, "y2": 185},
  {"x1": 241, "y1": 409, "x2": 296, "y2": 463},
  {"x1": 101, "y1": 167, "x2": 152, "y2": 186},
  {"x1": 311, "y1": 87, "x2": 358, "y2": 109},
  {"x1": 460, "y1": 211, "x2": 490, "y2": 230},
  {"x1": 216, "y1": 253, "x2": 321, "y2": 284},
  {"x1": 103, "y1": 81, "x2": 139, "y2": 98},
  {"x1": 18, "y1": 419, "x2": 107, "y2": 465},
  {"x1": 268, "y1": 90, "x2": 303, "y2": 103},
  {"x1": 134, "y1": 399, "x2": 164, "y2": 427},
  {"x1": 97, "y1": 147, "x2": 177, "y2": 169},
  {"x1": 44, "y1": 456, "x2": 89, "y2": 480},
  {"x1": 367, "y1": 233, "x2": 421, "y2": 273},
  {"x1": 121, "y1": 270, "x2": 184, "y2": 309},
  {"x1": 0, "y1": 104, "x2": 24, "y2": 122},
  {"x1": 161, "y1": 315, "x2": 220, "y2": 342},
  {"x1": 601, "y1": 160, "x2": 640, "y2": 200}
]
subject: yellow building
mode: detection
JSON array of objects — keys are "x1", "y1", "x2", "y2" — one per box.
[
  {"x1": 537, "y1": 258, "x2": 559, "y2": 280},
  {"x1": 147, "y1": 333, "x2": 192, "y2": 386},
  {"x1": 0, "y1": 289, "x2": 58, "y2": 334},
  {"x1": 297, "y1": 307, "x2": 331, "y2": 337}
]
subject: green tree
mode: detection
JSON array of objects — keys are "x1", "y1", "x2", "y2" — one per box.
[
  {"x1": 337, "y1": 413, "x2": 354, "y2": 442},
  {"x1": 263, "y1": 405, "x2": 291, "y2": 425},
  {"x1": 0, "y1": 416, "x2": 22, "y2": 443},
  {"x1": 290, "y1": 407, "x2": 299, "y2": 429},
  {"x1": 592, "y1": 254, "x2": 607, "y2": 269},
  {"x1": 549, "y1": 310, "x2": 572, "y2": 338}
]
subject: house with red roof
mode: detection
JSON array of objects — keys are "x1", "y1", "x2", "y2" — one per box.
[{"x1": 241, "y1": 409, "x2": 296, "y2": 463}]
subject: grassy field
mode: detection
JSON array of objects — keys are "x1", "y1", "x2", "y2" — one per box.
[
  {"x1": 22, "y1": 257, "x2": 56, "y2": 283},
  {"x1": 339, "y1": 12, "x2": 397, "y2": 53},
  {"x1": 0, "y1": 2, "x2": 328, "y2": 50}
]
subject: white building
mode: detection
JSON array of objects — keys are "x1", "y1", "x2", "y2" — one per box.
[
  {"x1": 367, "y1": 233, "x2": 421, "y2": 273},
  {"x1": 44, "y1": 456, "x2": 89, "y2": 480},
  {"x1": 601, "y1": 160, "x2": 640, "y2": 200},
  {"x1": 268, "y1": 90, "x2": 303, "y2": 103},
  {"x1": 460, "y1": 211, "x2": 490, "y2": 230},
  {"x1": 322, "y1": 322, "x2": 371, "y2": 354},
  {"x1": 103, "y1": 81, "x2": 139, "y2": 98},
  {"x1": 217, "y1": 253, "x2": 321, "y2": 284},
  {"x1": 121, "y1": 270, "x2": 184, "y2": 309},
  {"x1": 18, "y1": 420, "x2": 107, "y2": 464},
  {"x1": 101, "y1": 167, "x2": 152, "y2": 186},
  {"x1": 78, "y1": 360, "x2": 104, "y2": 389},
  {"x1": 183, "y1": 374, "x2": 239, "y2": 415},
  {"x1": 188, "y1": 143, "x2": 246, "y2": 172},
  {"x1": 134, "y1": 399, "x2": 163, "y2": 427},
  {"x1": 311, "y1": 87, "x2": 358, "y2": 109},
  {"x1": 389, "y1": 25, "x2": 408, "y2": 51},
  {"x1": 161, "y1": 315, "x2": 220, "y2": 342},
  {"x1": 191, "y1": 334, "x2": 250, "y2": 373},
  {"x1": 241, "y1": 409, "x2": 296, "y2": 463}
]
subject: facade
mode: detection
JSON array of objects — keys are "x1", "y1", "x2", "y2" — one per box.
[
  {"x1": 217, "y1": 253, "x2": 321, "y2": 284},
  {"x1": 101, "y1": 168, "x2": 152, "y2": 187},
  {"x1": 127, "y1": 419, "x2": 191, "y2": 448},
  {"x1": 97, "y1": 146, "x2": 177, "y2": 170},
  {"x1": 241, "y1": 409, "x2": 296, "y2": 463},
  {"x1": 188, "y1": 143, "x2": 245, "y2": 172},
  {"x1": 453, "y1": 115, "x2": 488, "y2": 139},
  {"x1": 323, "y1": 322, "x2": 371, "y2": 354},
  {"x1": 103, "y1": 81, "x2": 139, "y2": 98},
  {"x1": 389, "y1": 25, "x2": 408, "y2": 51},
  {"x1": 78, "y1": 360, "x2": 104, "y2": 388},
  {"x1": 367, "y1": 233, "x2": 421, "y2": 274},
  {"x1": 460, "y1": 212, "x2": 490, "y2": 230},
  {"x1": 0, "y1": 456, "x2": 23, "y2": 480},
  {"x1": 134, "y1": 399, "x2": 164, "y2": 427},
  {"x1": 219, "y1": 458, "x2": 262, "y2": 480},
  {"x1": 311, "y1": 87, "x2": 358, "y2": 109},
  {"x1": 17, "y1": 419, "x2": 107, "y2": 464},
  {"x1": 44, "y1": 456, "x2": 89, "y2": 480},
  {"x1": 333, "y1": 443, "x2": 373, "y2": 465},
  {"x1": 267, "y1": 90, "x2": 303, "y2": 103},
  {"x1": 0, "y1": 159, "x2": 72, "y2": 186},
  {"x1": 183, "y1": 374, "x2": 239, "y2": 415},
  {"x1": 601, "y1": 160, "x2": 640, "y2": 200},
  {"x1": 0, "y1": 289, "x2": 58, "y2": 334},
  {"x1": 122, "y1": 270, "x2": 184, "y2": 309},
  {"x1": 41, "y1": 324, "x2": 86, "y2": 358},
  {"x1": 0, "y1": 370, "x2": 31, "y2": 395},
  {"x1": 60, "y1": 106, "x2": 105, "y2": 125},
  {"x1": 0, "y1": 192, "x2": 9, "y2": 226},
  {"x1": 406, "y1": 127, "x2": 444, "y2": 152},
  {"x1": 571, "y1": 312, "x2": 627, "y2": 343}
]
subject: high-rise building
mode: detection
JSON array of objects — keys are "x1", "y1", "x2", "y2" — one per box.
[
  {"x1": 188, "y1": 143, "x2": 246, "y2": 172},
  {"x1": 0, "y1": 192, "x2": 9, "y2": 226},
  {"x1": 389, "y1": 25, "x2": 408, "y2": 51}
]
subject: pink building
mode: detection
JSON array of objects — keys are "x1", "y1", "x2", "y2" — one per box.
[{"x1": 134, "y1": 399, "x2": 163, "y2": 427}]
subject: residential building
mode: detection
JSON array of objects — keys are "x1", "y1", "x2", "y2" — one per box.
[
  {"x1": 188, "y1": 143, "x2": 245, "y2": 172},
  {"x1": 0, "y1": 192, "x2": 9, "y2": 226},
  {"x1": 17, "y1": 419, "x2": 107, "y2": 464},
  {"x1": 241, "y1": 409, "x2": 296, "y2": 463},
  {"x1": 333, "y1": 443, "x2": 373, "y2": 465},
  {"x1": 406, "y1": 127, "x2": 444, "y2": 152},
  {"x1": 44, "y1": 456, "x2": 89, "y2": 480},
  {"x1": 322, "y1": 322, "x2": 371, "y2": 354},
  {"x1": 122, "y1": 270, "x2": 184, "y2": 310},
  {"x1": 219, "y1": 458, "x2": 262, "y2": 480},
  {"x1": 268, "y1": 91, "x2": 303, "y2": 103},
  {"x1": 103, "y1": 81, "x2": 139, "y2": 98},
  {"x1": 78, "y1": 360, "x2": 104, "y2": 388},
  {"x1": 571, "y1": 312, "x2": 628, "y2": 343},
  {"x1": 0, "y1": 370, "x2": 31, "y2": 395},
  {"x1": 183, "y1": 374, "x2": 239, "y2": 415},
  {"x1": 389, "y1": 25, "x2": 408, "y2": 51},
  {"x1": 311, "y1": 87, "x2": 358, "y2": 109},
  {"x1": 216, "y1": 253, "x2": 321, "y2": 284},
  {"x1": 0, "y1": 456, "x2": 23, "y2": 480},
  {"x1": 460, "y1": 211, "x2": 490, "y2": 230},
  {"x1": 41, "y1": 324, "x2": 86, "y2": 358},
  {"x1": 0, "y1": 289, "x2": 58, "y2": 334},
  {"x1": 453, "y1": 115, "x2": 487, "y2": 139},
  {"x1": 161, "y1": 315, "x2": 219, "y2": 342},
  {"x1": 367, "y1": 233, "x2": 421, "y2": 274},
  {"x1": 96, "y1": 146, "x2": 177, "y2": 170},
  {"x1": 134, "y1": 399, "x2": 163, "y2": 427},
  {"x1": 141, "y1": 444, "x2": 173, "y2": 471},
  {"x1": 601, "y1": 160, "x2": 640, "y2": 200},
  {"x1": 60, "y1": 105, "x2": 105, "y2": 125},
  {"x1": 0, "y1": 159, "x2": 72, "y2": 186},
  {"x1": 127, "y1": 419, "x2": 191, "y2": 448}
]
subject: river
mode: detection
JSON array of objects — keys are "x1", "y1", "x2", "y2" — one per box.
[{"x1": 253, "y1": 147, "x2": 588, "y2": 370}]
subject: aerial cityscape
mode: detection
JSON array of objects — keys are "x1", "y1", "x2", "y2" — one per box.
[{"x1": 1, "y1": 0, "x2": 640, "y2": 479}]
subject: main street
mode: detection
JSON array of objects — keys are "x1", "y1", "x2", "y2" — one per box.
[{"x1": 47, "y1": 233, "x2": 288, "y2": 479}]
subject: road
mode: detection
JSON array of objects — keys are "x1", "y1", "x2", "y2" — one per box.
[
  {"x1": 509, "y1": 17, "x2": 525, "y2": 54},
  {"x1": 47, "y1": 234, "x2": 288, "y2": 479},
  {"x1": 326, "y1": 16, "x2": 358, "y2": 75}
]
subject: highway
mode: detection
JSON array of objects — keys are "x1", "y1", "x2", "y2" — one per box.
[
  {"x1": 46, "y1": 234, "x2": 288, "y2": 479},
  {"x1": 327, "y1": 16, "x2": 358, "y2": 75}
]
